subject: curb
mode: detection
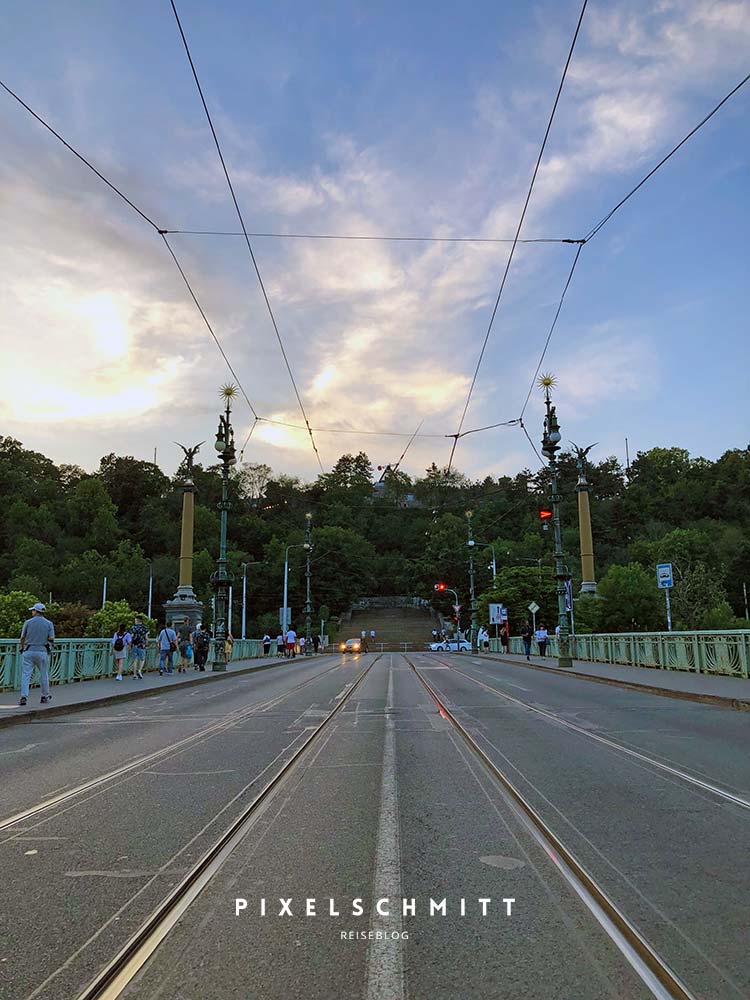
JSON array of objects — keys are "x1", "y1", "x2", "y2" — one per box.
[
  {"x1": 0, "y1": 656, "x2": 333, "y2": 730},
  {"x1": 469, "y1": 654, "x2": 750, "y2": 711}
]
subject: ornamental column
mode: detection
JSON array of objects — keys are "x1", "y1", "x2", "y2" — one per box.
[
  {"x1": 165, "y1": 476, "x2": 204, "y2": 627},
  {"x1": 574, "y1": 446, "x2": 597, "y2": 595}
]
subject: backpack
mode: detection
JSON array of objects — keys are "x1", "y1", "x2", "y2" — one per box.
[
  {"x1": 194, "y1": 631, "x2": 208, "y2": 652},
  {"x1": 114, "y1": 635, "x2": 124, "y2": 652}
]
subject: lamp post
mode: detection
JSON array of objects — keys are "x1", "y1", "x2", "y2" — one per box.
[
  {"x1": 147, "y1": 563, "x2": 153, "y2": 620},
  {"x1": 539, "y1": 374, "x2": 572, "y2": 668},
  {"x1": 470, "y1": 538, "x2": 497, "y2": 637},
  {"x1": 304, "y1": 512, "x2": 313, "y2": 655},
  {"x1": 282, "y1": 540, "x2": 310, "y2": 637},
  {"x1": 241, "y1": 563, "x2": 248, "y2": 640},
  {"x1": 210, "y1": 384, "x2": 237, "y2": 672},
  {"x1": 466, "y1": 511, "x2": 479, "y2": 653}
]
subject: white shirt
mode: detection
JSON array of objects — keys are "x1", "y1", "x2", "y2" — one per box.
[{"x1": 286, "y1": 629, "x2": 297, "y2": 643}]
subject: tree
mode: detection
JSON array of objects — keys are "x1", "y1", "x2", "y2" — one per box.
[
  {"x1": 53, "y1": 603, "x2": 94, "y2": 638},
  {"x1": 236, "y1": 462, "x2": 273, "y2": 503},
  {"x1": 597, "y1": 564, "x2": 662, "y2": 632},
  {"x1": 477, "y1": 566, "x2": 557, "y2": 633},
  {"x1": 0, "y1": 591, "x2": 42, "y2": 636},
  {"x1": 85, "y1": 601, "x2": 157, "y2": 638},
  {"x1": 65, "y1": 478, "x2": 120, "y2": 551}
]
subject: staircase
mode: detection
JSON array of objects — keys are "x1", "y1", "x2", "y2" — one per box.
[{"x1": 343, "y1": 606, "x2": 437, "y2": 651}]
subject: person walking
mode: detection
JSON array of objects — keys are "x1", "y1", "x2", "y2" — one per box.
[
  {"x1": 285, "y1": 627, "x2": 297, "y2": 658},
  {"x1": 18, "y1": 602, "x2": 55, "y2": 706},
  {"x1": 276, "y1": 633, "x2": 285, "y2": 658},
  {"x1": 299, "y1": 635, "x2": 306, "y2": 655},
  {"x1": 176, "y1": 618, "x2": 193, "y2": 674},
  {"x1": 535, "y1": 623, "x2": 548, "y2": 657},
  {"x1": 370, "y1": 629, "x2": 376, "y2": 649},
  {"x1": 111, "y1": 623, "x2": 131, "y2": 681},
  {"x1": 521, "y1": 621, "x2": 533, "y2": 661},
  {"x1": 312, "y1": 633, "x2": 320, "y2": 653},
  {"x1": 192, "y1": 624, "x2": 210, "y2": 671},
  {"x1": 500, "y1": 622, "x2": 510, "y2": 654},
  {"x1": 129, "y1": 615, "x2": 149, "y2": 679},
  {"x1": 432, "y1": 628, "x2": 438, "y2": 642},
  {"x1": 262, "y1": 633, "x2": 271, "y2": 656},
  {"x1": 158, "y1": 623, "x2": 178, "y2": 675}
]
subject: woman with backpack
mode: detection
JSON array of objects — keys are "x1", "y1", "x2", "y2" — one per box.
[
  {"x1": 158, "y1": 623, "x2": 178, "y2": 675},
  {"x1": 111, "y1": 623, "x2": 131, "y2": 681}
]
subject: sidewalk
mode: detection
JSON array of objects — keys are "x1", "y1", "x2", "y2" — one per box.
[
  {"x1": 476, "y1": 652, "x2": 750, "y2": 709},
  {"x1": 0, "y1": 655, "x2": 309, "y2": 728}
]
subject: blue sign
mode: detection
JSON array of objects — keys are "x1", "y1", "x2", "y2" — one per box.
[{"x1": 656, "y1": 563, "x2": 673, "y2": 589}]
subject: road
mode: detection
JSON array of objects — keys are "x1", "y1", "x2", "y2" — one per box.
[{"x1": 0, "y1": 652, "x2": 747, "y2": 999}]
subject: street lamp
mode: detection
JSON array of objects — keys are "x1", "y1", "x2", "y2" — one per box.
[
  {"x1": 210, "y1": 384, "x2": 237, "y2": 671},
  {"x1": 282, "y1": 539, "x2": 310, "y2": 637},
  {"x1": 468, "y1": 538, "x2": 497, "y2": 580},
  {"x1": 539, "y1": 374, "x2": 573, "y2": 668},
  {"x1": 466, "y1": 511, "x2": 479, "y2": 653},
  {"x1": 304, "y1": 512, "x2": 313, "y2": 655}
]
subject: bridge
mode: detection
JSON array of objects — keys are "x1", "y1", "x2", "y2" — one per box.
[{"x1": 2, "y1": 638, "x2": 749, "y2": 999}]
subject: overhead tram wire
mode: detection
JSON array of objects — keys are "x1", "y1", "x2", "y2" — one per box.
[
  {"x1": 169, "y1": 0, "x2": 324, "y2": 474},
  {"x1": 0, "y1": 77, "x2": 260, "y2": 424},
  {"x1": 163, "y1": 229, "x2": 585, "y2": 245},
  {"x1": 445, "y1": 0, "x2": 589, "y2": 474},
  {"x1": 516, "y1": 68, "x2": 750, "y2": 423}
]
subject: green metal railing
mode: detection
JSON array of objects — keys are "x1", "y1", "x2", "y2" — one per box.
[
  {"x1": 489, "y1": 631, "x2": 750, "y2": 679},
  {"x1": 0, "y1": 637, "x2": 265, "y2": 692}
]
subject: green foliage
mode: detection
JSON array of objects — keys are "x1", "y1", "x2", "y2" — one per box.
[
  {"x1": 477, "y1": 566, "x2": 557, "y2": 632},
  {"x1": 53, "y1": 602, "x2": 94, "y2": 638},
  {"x1": 597, "y1": 564, "x2": 663, "y2": 632},
  {"x1": 0, "y1": 591, "x2": 43, "y2": 636},
  {"x1": 85, "y1": 601, "x2": 157, "y2": 638}
]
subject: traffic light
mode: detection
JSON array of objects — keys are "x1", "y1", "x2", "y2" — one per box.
[
  {"x1": 539, "y1": 508, "x2": 553, "y2": 521},
  {"x1": 434, "y1": 582, "x2": 446, "y2": 592}
]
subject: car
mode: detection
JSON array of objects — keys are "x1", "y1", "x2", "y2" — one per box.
[
  {"x1": 429, "y1": 639, "x2": 471, "y2": 652},
  {"x1": 339, "y1": 638, "x2": 362, "y2": 653}
]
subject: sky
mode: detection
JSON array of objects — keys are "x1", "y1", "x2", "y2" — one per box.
[{"x1": 1, "y1": 0, "x2": 748, "y2": 483}]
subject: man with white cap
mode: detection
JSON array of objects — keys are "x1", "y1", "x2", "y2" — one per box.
[{"x1": 18, "y1": 602, "x2": 55, "y2": 707}]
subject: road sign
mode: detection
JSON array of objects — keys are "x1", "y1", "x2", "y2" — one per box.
[
  {"x1": 656, "y1": 563, "x2": 673, "y2": 589},
  {"x1": 453, "y1": 603, "x2": 461, "y2": 614},
  {"x1": 279, "y1": 606, "x2": 292, "y2": 627},
  {"x1": 528, "y1": 601, "x2": 540, "y2": 614},
  {"x1": 489, "y1": 603, "x2": 505, "y2": 625}
]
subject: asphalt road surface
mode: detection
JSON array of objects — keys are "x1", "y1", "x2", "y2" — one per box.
[{"x1": 1, "y1": 652, "x2": 747, "y2": 1000}]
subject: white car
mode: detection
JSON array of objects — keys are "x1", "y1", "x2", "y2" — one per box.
[{"x1": 429, "y1": 639, "x2": 471, "y2": 652}]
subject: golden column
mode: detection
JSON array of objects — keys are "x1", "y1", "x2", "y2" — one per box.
[
  {"x1": 165, "y1": 444, "x2": 204, "y2": 627},
  {"x1": 572, "y1": 443, "x2": 597, "y2": 595}
]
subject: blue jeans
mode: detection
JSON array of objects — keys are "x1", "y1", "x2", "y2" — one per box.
[
  {"x1": 22, "y1": 649, "x2": 50, "y2": 698},
  {"x1": 523, "y1": 639, "x2": 531, "y2": 658},
  {"x1": 159, "y1": 648, "x2": 174, "y2": 673}
]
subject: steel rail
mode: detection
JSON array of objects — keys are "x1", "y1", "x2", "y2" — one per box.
[
  {"x1": 445, "y1": 658, "x2": 750, "y2": 811},
  {"x1": 0, "y1": 657, "x2": 344, "y2": 835},
  {"x1": 405, "y1": 653, "x2": 698, "y2": 1000},
  {"x1": 74, "y1": 655, "x2": 378, "y2": 1000}
]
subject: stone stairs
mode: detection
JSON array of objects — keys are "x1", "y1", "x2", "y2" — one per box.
[{"x1": 342, "y1": 606, "x2": 437, "y2": 650}]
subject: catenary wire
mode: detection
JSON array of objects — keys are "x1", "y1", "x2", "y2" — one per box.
[
  {"x1": 164, "y1": 229, "x2": 584, "y2": 245},
  {"x1": 446, "y1": 0, "x2": 589, "y2": 473},
  {"x1": 584, "y1": 70, "x2": 750, "y2": 242},
  {"x1": 0, "y1": 76, "x2": 261, "y2": 422},
  {"x1": 169, "y1": 0, "x2": 324, "y2": 474}
]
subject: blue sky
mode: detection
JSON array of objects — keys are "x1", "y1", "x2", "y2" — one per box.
[{"x1": 1, "y1": 0, "x2": 748, "y2": 481}]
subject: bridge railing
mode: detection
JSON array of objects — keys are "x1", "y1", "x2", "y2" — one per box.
[
  {"x1": 490, "y1": 631, "x2": 750, "y2": 678},
  {"x1": 0, "y1": 637, "x2": 266, "y2": 692}
]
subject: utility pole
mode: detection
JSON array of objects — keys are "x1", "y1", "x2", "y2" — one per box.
[
  {"x1": 241, "y1": 563, "x2": 248, "y2": 640},
  {"x1": 304, "y1": 513, "x2": 313, "y2": 655},
  {"x1": 102, "y1": 576, "x2": 107, "y2": 609},
  {"x1": 147, "y1": 564, "x2": 153, "y2": 619},
  {"x1": 539, "y1": 374, "x2": 572, "y2": 668},
  {"x1": 744, "y1": 581, "x2": 749, "y2": 621},
  {"x1": 209, "y1": 385, "x2": 237, "y2": 671},
  {"x1": 466, "y1": 511, "x2": 478, "y2": 653}
]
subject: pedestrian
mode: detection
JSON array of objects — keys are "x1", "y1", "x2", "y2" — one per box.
[
  {"x1": 370, "y1": 629, "x2": 376, "y2": 647},
  {"x1": 111, "y1": 622, "x2": 131, "y2": 681},
  {"x1": 299, "y1": 635, "x2": 306, "y2": 654},
  {"x1": 262, "y1": 633, "x2": 271, "y2": 656},
  {"x1": 129, "y1": 614, "x2": 149, "y2": 679},
  {"x1": 286, "y1": 627, "x2": 297, "y2": 658},
  {"x1": 158, "y1": 623, "x2": 178, "y2": 675},
  {"x1": 535, "y1": 623, "x2": 548, "y2": 657},
  {"x1": 500, "y1": 622, "x2": 510, "y2": 654},
  {"x1": 176, "y1": 618, "x2": 193, "y2": 674},
  {"x1": 482, "y1": 626, "x2": 490, "y2": 652},
  {"x1": 224, "y1": 633, "x2": 234, "y2": 661},
  {"x1": 432, "y1": 628, "x2": 438, "y2": 642},
  {"x1": 276, "y1": 633, "x2": 285, "y2": 657},
  {"x1": 521, "y1": 621, "x2": 533, "y2": 661},
  {"x1": 192, "y1": 624, "x2": 210, "y2": 671},
  {"x1": 313, "y1": 633, "x2": 320, "y2": 653},
  {"x1": 18, "y1": 601, "x2": 55, "y2": 706}
]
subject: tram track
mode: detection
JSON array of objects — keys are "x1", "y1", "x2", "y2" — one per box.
[
  {"x1": 428, "y1": 654, "x2": 750, "y2": 811},
  {"x1": 67, "y1": 655, "x2": 377, "y2": 1000},
  {"x1": 0, "y1": 656, "x2": 346, "y2": 837},
  {"x1": 405, "y1": 653, "x2": 698, "y2": 1000}
]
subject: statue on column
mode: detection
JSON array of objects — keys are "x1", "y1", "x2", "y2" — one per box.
[{"x1": 175, "y1": 441, "x2": 204, "y2": 479}]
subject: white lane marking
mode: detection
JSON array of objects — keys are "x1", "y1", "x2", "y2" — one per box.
[
  {"x1": 366, "y1": 657, "x2": 405, "y2": 1000},
  {"x1": 65, "y1": 870, "x2": 158, "y2": 878},
  {"x1": 0, "y1": 742, "x2": 44, "y2": 754},
  {"x1": 455, "y1": 667, "x2": 750, "y2": 811},
  {"x1": 24, "y1": 849, "x2": 38, "y2": 855},
  {"x1": 143, "y1": 769, "x2": 237, "y2": 776}
]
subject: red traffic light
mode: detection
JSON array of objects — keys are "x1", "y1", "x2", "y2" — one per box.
[
  {"x1": 433, "y1": 582, "x2": 446, "y2": 592},
  {"x1": 539, "y1": 509, "x2": 553, "y2": 520}
]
